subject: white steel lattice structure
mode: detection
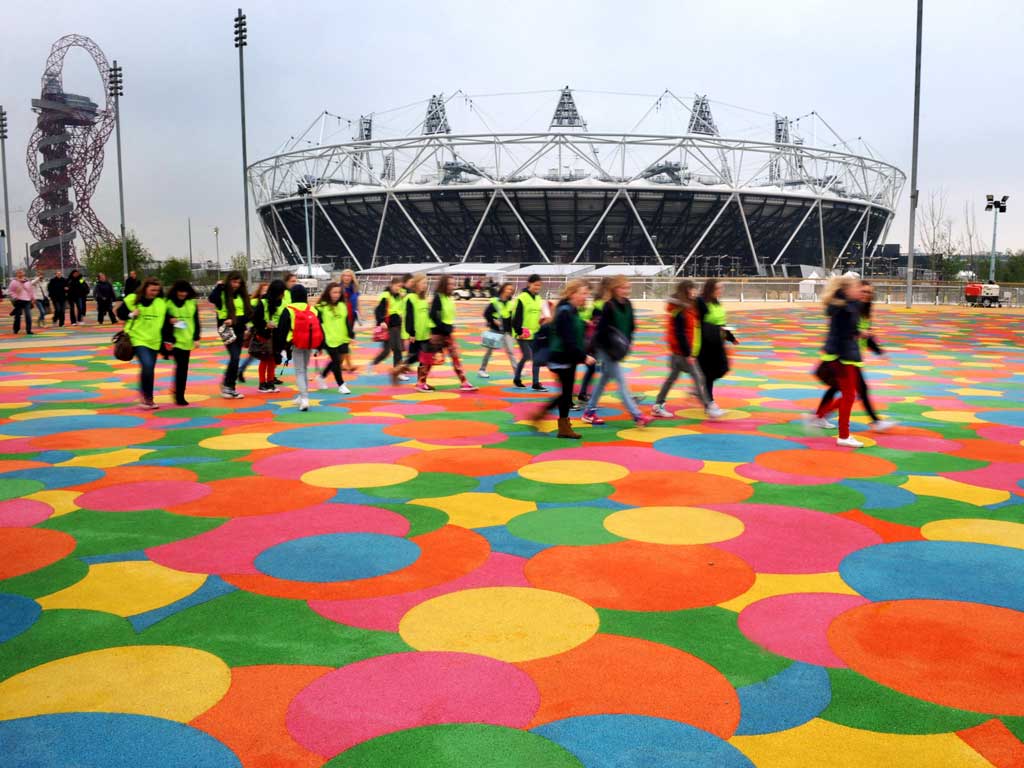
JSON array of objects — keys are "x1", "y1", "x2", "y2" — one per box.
[{"x1": 249, "y1": 93, "x2": 905, "y2": 276}]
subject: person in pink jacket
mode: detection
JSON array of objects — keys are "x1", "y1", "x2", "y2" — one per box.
[{"x1": 6, "y1": 269, "x2": 36, "y2": 335}]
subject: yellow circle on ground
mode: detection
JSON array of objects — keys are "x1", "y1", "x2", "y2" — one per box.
[
  {"x1": 399, "y1": 586, "x2": 599, "y2": 662},
  {"x1": 0, "y1": 645, "x2": 230, "y2": 722},
  {"x1": 0, "y1": 402, "x2": 32, "y2": 410},
  {"x1": 922, "y1": 518, "x2": 1024, "y2": 550},
  {"x1": 58, "y1": 449, "x2": 154, "y2": 469},
  {"x1": 411, "y1": 492, "x2": 534, "y2": 528},
  {"x1": 0, "y1": 378, "x2": 61, "y2": 387},
  {"x1": 9, "y1": 408, "x2": 97, "y2": 421},
  {"x1": 519, "y1": 459, "x2": 629, "y2": 485},
  {"x1": 900, "y1": 475, "x2": 1009, "y2": 506},
  {"x1": 199, "y1": 432, "x2": 275, "y2": 451},
  {"x1": 921, "y1": 410, "x2": 985, "y2": 424},
  {"x1": 615, "y1": 426, "x2": 697, "y2": 443},
  {"x1": 394, "y1": 390, "x2": 460, "y2": 402},
  {"x1": 154, "y1": 392, "x2": 212, "y2": 404},
  {"x1": 674, "y1": 407, "x2": 750, "y2": 421},
  {"x1": 604, "y1": 506, "x2": 745, "y2": 545},
  {"x1": 38, "y1": 561, "x2": 206, "y2": 617},
  {"x1": 301, "y1": 462, "x2": 418, "y2": 489}
]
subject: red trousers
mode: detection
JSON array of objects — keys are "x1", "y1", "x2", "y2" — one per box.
[{"x1": 817, "y1": 362, "x2": 858, "y2": 439}]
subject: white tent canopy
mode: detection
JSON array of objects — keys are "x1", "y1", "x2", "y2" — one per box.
[
  {"x1": 436, "y1": 263, "x2": 520, "y2": 276},
  {"x1": 357, "y1": 263, "x2": 452, "y2": 276},
  {"x1": 504, "y1": 264, "x2": 596, "y2": 278},
  {"x1": 589, "y1": 264, "x2": 673, "y2": 277}
]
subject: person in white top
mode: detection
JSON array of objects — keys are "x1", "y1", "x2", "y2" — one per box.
[
  {"x1": 31, "y1": 270, "x2": 48, "y2": 327},
  {"x1": 6, "y1": 269, "x2": 37, "y2": 335}
]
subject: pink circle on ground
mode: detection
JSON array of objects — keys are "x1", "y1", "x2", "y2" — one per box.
[
  {"x1": 0, "y1": 499, "x2": 53, "y2": 527},
  {"x1": 941, "y1": 463, "x2": 1024, "y2": 494},
  {"x1": 872, "y1": 435, "x2": 962, "y2": 452},
  {"x1": 533, "y1": 446, "x2": 702, "y2": 473},
  {"x1": 144, "y1": 417, "x2": 192, "y2": 428},
  {"x1": 75, "y1": 480, "x2": 210, "y2": 511},
  {"x1": 0, "y1": 438, "x2": 37, "y2": 454},
  {"x1": 410, "y1": 433, "x2": 509, "y2": 447},
  {"x1": 735, "y1": 464, "x2": 834, "y2": 485},
  {"x1": 147, "y1": 502, "x2": 410, "y2": 574},
  {"x1": 286, "y1": 651, "x2": 540, "y2": 757},
  {"x1": 310, "y1": 552, "x2": 528, "y2": 631},
  {"x1": 369, "y1": 403, "x2": 445, "y2": 416},
  {"x1": 976, "y1": 425, "x2": 1024, "y2": 445},
  {"x1": 738, "y1": 593, "x2": 870, "y2": 667},
  {"x1": 710, "y1": 503, "x2": 883, "y2": 573},
  {"x1": 342, "y1": 415, "x2": 405, "y2": 425},
  {"x1": 251, "y1": 446, "x2": 417, "y2": 480}
]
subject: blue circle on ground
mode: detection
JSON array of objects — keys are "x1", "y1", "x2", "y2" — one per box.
[
  {"x1": 0, "y1": 713, "x2": 241, "y2": 768},
  {"x1": 254, "y1": 533, "x2": 420, "y2": 582},
  {"x1": 0, "y1": 594, "x2": 41, "y2": 643},
  {"x1": 757, "y1": 388, "x2": 828, "y2": 400},
  {"x1": 0, "y1": 414, "x2": 143, "y2": 437},
  {"x1": 31, "y1": 390, "x2": 103, "y2": 402},
  {"x1": 0, "y1": 466, "x2": 104, "y2": 489},
  {"x1": 267, "y1": 422, "x2": 397, "y2": 450},
  {"x1": 839, "y1": 541, "x2": 1024, "y2": 612},
  {"x1": 533, "y1": 715, "x2": 754, "y2": 768},
  {"x1": 977, "y1": 410, "x2": 1024, "y2": 427},
  {"x1": 654, "y1": 433, "x2": 799, "y2": 463},
  {"x1": 840, "y1": 479, "x2": 916, "y2": 510}
]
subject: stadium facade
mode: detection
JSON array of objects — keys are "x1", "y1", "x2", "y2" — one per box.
[{"x1": 248, "y1": 89, "x2": 905, "y2": 276}]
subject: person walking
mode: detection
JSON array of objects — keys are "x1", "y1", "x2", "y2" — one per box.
[
  {"x1": 696, "y1": 279, "x2": 735, "y2": 419},
  {"x1": 478, "y1": 282, "x2": 518, "y2": 378},
  {"x1": 250, "y1": 279, "x2": 287, "y2": 393},
  {"x1": 581, "y1": 276, "x2": 651, "y2": 427},
  {"x1": 372, "y1": 277, "x2": 406, "y2": 371},
  {"x1": 30, "y1": 270, "x2": 48, "y2": 328},
  {"x1": 66, "y1": 270, "x2": 89, "y2": 325},
  {"x1": 339, "y1": 269, "x2": 361, "y2": 372},
  {"x1": 164, "y1": 279, "x2": 201, "y2": 406},
  {"x1": 316, "y1": 282, "x2": 354, "y2": 395},
  {"x1": 393, "y1": 274, "x2": 430, "y2": 384},
  {"x1": 652, "y1": 280, "x2": 715, "y2": 418},
  {"x1": 277, "y1": 284, "x2": 323, "y2": 412},
  {"x1": 208, "y1": 271, "x2": 250, "y2": 399},
  {"x1": 512, "y1": 274, "x2": 547, "y2": 391},
  {"x1": 812, "y1": 279, "x2": 895, "y2": 433},
  {"x1": 237, "y1": 281, "x2": 269, "y2": 385},
  {"x1": 806, "y1": 275, "x2": 866, "y2": 448},
  {"x1": 123, "y1": 270, "x2": 140, "y2": 298},
  {"x1": 116, "y1": 277, "x2": 168, "y2": 409},
  {"x1": 94, "y1": 273, "x2": 117, "y2": 324},
  {"x1": 416, "y1": 274, "x2": 477, "y2": 393},
  {"x1": 531, "y1": 279, "x2": 594, "y2": 439},
  {"x1": 576, "y1": 277, "x2": 609, "y2": 404},
  {"x1": 47, "y1": 272, "x2": 67, "y2": 327},
  {"x1": 6, "y1": 269, "x2": 35, "y2": 335}
]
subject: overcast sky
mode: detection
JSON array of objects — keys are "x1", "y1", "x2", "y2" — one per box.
[{"x1": 2, "y1": 0, "x2": 1022, "y2": 265}]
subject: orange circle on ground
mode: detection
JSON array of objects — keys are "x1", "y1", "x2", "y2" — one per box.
[
  {"x1": 0, "y1": 527, "x2": 77, "y2": 579},
  {"x1": 828, "y1": 599, "x2": 1024, "y2": 716},
  {"x1": 73, "y1": 466, "x2": 198, "y2": 492},
  {"x1": 610, "y1": 471, "x2": 753, "y2": 507},
  {"x1": 525, "y1": 540, "x2": 754, "y2": 611},
  {"x1": 384, "y1": 420, "x2": 499, "y2": 441},
  {"x1": 167, "y1": 476, "x2": 334, "y2": 517},
  {"x1": 0, "y1": 460, "x2": 48, "y2": 473},
  {"x1": 950, "y1": 439, "x2": 1024, "y2": 464},
  {"x1": 397, "y1": 447, "x2": 533, "y2": 477},
  {"x1": 756, "y1": 449, "x2": 897, "y2": 479},
  {"x1": 517, "y1": 633, "x2": 739, "y2": 736},
  {"x1": 29, "y1": 428, "x2": 167, "y2": 452}
]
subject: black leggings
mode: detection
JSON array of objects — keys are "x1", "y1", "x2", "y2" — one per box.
[
  {"x1": 172, "y1": 348, "x2": 191, "y2": 401},
  {"x1": 372, "y1": 324, "x2": 402, "y2": 366},
  {"x1": 578, "y1": 360, "x2": 597, "y2": 396},
  {"x1": 321, "y1": 344, "x2": 349, "y2": 385},
  {"x1": 817, "y1": 367, "x2": 878, "y2": 422},
  {"x1": 544, "y1": 365, "x2": 577, "y2": 418},
  {"x1": 222, "y1": 332, "x2": 244, "y2": 389}
]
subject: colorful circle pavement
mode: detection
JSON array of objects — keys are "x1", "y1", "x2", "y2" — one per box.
[{"x1": 1, "y1": 303, "x2": 1023, "y2": 767}]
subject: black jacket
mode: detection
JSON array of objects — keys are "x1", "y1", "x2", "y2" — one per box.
[
  {"x1": 123, "y1": 277, "x2": 140, "y2": 296},
  {"x1": 483, "y1": 299, "x2": 513, "y2": 333},
  {"x1": 94, "y1": 281, "x2": 115, "y2": 302},
  {"x1": 67, "y1": 276, "x2": 89, "y2": 298},
  {"x1": 208, "y1": 284, "x2": 249, "y2": 326},
  {"x1": 595, "y1": 297, "x2": 635, "y2": 352},
  {"x1": 47, "y1": 276, "x2": 66, "y2": 301},
  {"x1": 550, "y1": 300, "x2": 586, "y2": 365},
  {"x1": 823, "y1": 296, "x2": 862, "y2": 363}
]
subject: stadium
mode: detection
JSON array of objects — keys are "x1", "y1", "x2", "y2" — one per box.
[{"x1": 248, "y1": 88, "x2": 905, "y2": 277}]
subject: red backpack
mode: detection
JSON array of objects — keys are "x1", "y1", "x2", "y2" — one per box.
[{"x1": 290, "y1": 304, "x2": 324, "y2": 349}]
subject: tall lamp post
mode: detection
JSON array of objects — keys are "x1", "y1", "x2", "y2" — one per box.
[
  {"x1": 985, "y1": 195, "x2": 1008, "y2": 282},
  {"x1": 213, "y1": 226, "x2": 221, "y2": 272},
  {"x1": 905, "y1": 0, "x2": 923, "y2": 308},
  {"x1": 234, "y1": 9, "x2": 252, "y2": 271},
  {"x1": 108, "y1": 61, "x2": 128, "y2": 283},
  {"x1": 0, "y1": 107, "x2": 12, "y2": 282}
]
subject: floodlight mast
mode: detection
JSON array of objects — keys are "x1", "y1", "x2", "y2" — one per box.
[
  {"x1": 235, "y1": 9, "x2": 251, "y2": 272},
  {"x1": 108, "y1": 60, "x2": 128, "y2": 283},
  {"x1": 905, "y1": 0, "x2": 923, "y2": 308},
  {"x1": 985, "y1": 194, "x2": 1008, "y2": 282}
]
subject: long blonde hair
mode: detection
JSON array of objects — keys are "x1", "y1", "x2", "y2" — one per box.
[
  {"x1": 561, "y1": 279, "x2": 590, "y2": 301},
  {"x1": 339, "y1": 269, "x2": 359, "y2": 291},
  {"x1": 821, "y1": 275, "x2": 859, "y2": 309}
]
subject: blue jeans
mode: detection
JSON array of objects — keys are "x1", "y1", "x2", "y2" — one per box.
[
  {"x1": 11, "y1": 301, "x2": 32, "y2": 334},
  {"x1": 586, "y1": 350, "x2": 641, "y2": 419},
  {"x1": 514, "y1": 338, "x2": 540, "y2": 386},
  {"x1": 135, "y1": 346, "x2": 158, "y2": 402}
]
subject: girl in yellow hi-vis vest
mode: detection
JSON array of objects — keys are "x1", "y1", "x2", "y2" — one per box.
[
  {"x1": 208, "y1": 271, "x2": 251, "y2": 399},
  {"x1": 115, "y1": 277, "x2": 169, "y2": 410},
  {"x1": 165, "y1": 280, "x2": 201, "y2": 406},
  {"x1": 416, "y1": 275, "x2": 477, "y2": 393},
  {"x1": 315, "y1": 282, "x2": 355, "y2": 395},
  {"x1": 479, "y1": 282, "x2": 518, "y2": 378}
]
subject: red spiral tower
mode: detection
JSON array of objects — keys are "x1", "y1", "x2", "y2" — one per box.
[{"x1": 26, "y1": 35, "x2": 116, "y2": 271}]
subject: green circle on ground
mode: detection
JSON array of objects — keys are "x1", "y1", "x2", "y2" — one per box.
[
  {"x1": 495, "y1": 477, "x2": 613, "y2": 504},
  {"x1": 361, "y1": 472, "x2": 478, "y2": 501},
  {"x1": 507, "y1": 506, "x2": 623, "y2": 546}
]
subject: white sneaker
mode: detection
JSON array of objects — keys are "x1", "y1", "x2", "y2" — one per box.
[
  {"x1": 299, "y1": 397, "x2": 309, "y2": 412},
  {"x1": 220, "y1": 388, "x2": 244, "y2": 400},
  {"x1": 803, "y1": 415, "x2": 835, "y2": 430},
  {"x1": 707, "y1": 403, "x2": 726, "y2": 419},
  {"x1": 870, "y1": 419, "x2": 896, "y2": 432},
  {"x1": 651, "y1": 404, "x2": 674, "y2": 418},
  {"x1": 398, "y1": 374, "x2": 411, "y2": 382},
  {"x1": 478, "y1": 370, "x2": 490, "y2": 378},
  {"x1": 836, "y1": 436, "x2": 864, "y2": 448},
  {"x1": 317, "y1": 377, "x2": 329, "y2": 390},
  {"x1": 338, "y1": 384, "x2": 351, "y2": 395}
]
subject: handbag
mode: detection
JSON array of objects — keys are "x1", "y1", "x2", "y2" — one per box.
[
  {"x1": 217, "y1": 323, "x2": 237, "y2": 345},
  {"x1": 372, "y1": 325, "x2": 390, "y2": 342},
  {"x1": 249, "y1": 333, "x2": 272, "y2": 358},
  {"x1": 605, "y1": 326, "x2": 630, "y2": 362},
  {"x1": 814, "y1": 359, "x2": 841, "y2": 387},
  {"x1": 481, "y1": 330, "x2": 504, "y2": 349},
  {"x1": 112, "y1": 324, "x2": 135, "y2": 361}
]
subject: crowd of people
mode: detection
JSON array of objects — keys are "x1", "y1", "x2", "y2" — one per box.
[
  {"x1": 4, "y1": 268, "x2": 135, "y2": 333},
  {"x1": 7, "y1": 264, "x2": 892, "y2": 446}
]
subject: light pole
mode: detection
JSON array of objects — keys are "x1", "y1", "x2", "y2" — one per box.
[
  {"x1": 0, "y1": 107, "x2": 12, "y2": 281},
  {"x1": 213, "y1": 226, "x2": 221, "y2": 272},
  {"x1": 108, "y1": 61, "x2": 128, "y2": 283},
  {"x1": 187, "y1": 217, "x2": 194, "y2": 268},
  {"x1": 905, "y1": 0, "x2": 923, "y2": 308},
  {"x1": 985, "y1": 195, "x2": 1008, "y2": 282},
  {"x1": 234, "y1": 9, "x2": 252, "y2": 271}
]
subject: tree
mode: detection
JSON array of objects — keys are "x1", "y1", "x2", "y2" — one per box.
[
  {"x1": 228, "y1": 252, "x2": 249, "y2": 283},
  {"x1": 917, "y1": 189, "x2": 956, "y2": 276},
  {"x1": 83, "y1": 233, "x2": 153, "y2": 281},
  {"x1": 158, "y1": 258, "x2": 193, "y2": 285}
]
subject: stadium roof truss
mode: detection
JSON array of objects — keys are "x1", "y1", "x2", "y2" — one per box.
[{"x1": 249, "y1": 132, "x2": 905, "y2": 275}]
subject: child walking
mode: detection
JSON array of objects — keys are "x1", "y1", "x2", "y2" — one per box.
[
  {"x1": 478, "y1": 282, "x2": 518, "y2": 378},
  {"x1": 416, "y1": 275, "x2": 477, "y2": 393},
  {"x1": 316, "y1": 282, "x2": 354, "y2": 394},
  {"x1": 652, "y1": 280, "x2": 715, "y2": 418},
  {"x1": 164, "y1": 280, "x2": 201, "y2": 406}
]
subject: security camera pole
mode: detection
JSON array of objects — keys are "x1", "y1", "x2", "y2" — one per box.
[{"x1": 0, "y1": 106, "x2": 12, "y2": 281}]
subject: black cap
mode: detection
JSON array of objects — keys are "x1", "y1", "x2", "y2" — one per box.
[{"x1": 527, "y1": 274, "x2": 541, "y2": 283}]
